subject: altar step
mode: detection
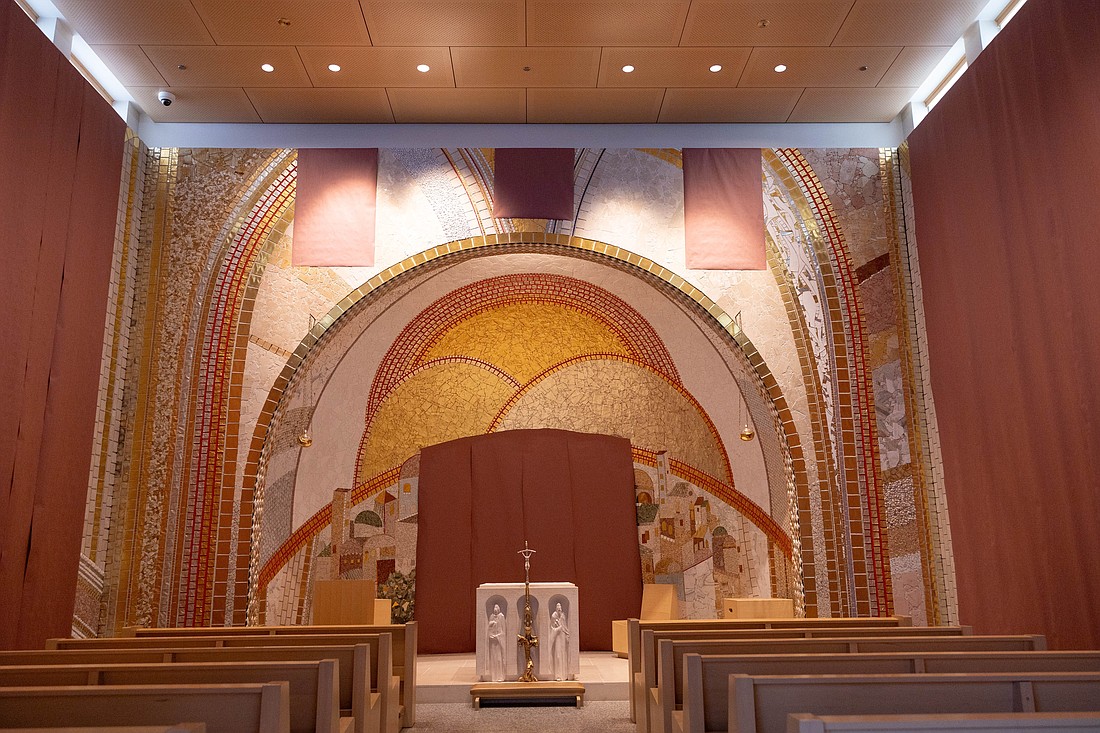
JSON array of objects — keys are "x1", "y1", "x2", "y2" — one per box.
[{"x1": 417, "y1": 651, "x2": 630, "y2": 704}]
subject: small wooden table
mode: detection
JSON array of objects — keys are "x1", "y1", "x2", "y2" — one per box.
[{"x1": 470, "y1": 681, "x2": 586, "y2": 708}]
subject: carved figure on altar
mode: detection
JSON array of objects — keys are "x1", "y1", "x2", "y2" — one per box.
[
  {"x1": 548, "y1": 601, "x2": 570, "y2": 681},
  {"x1": 487, "y1": 604, "x2": 507, "y2": 682}
]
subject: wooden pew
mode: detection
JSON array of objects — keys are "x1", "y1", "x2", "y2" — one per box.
[
  {"x1": 106, "y1": 624, "x2": 418, "y2": 728},
  {"x1": 0, "y1": 645, "x2": 375, "y2": 733},
  {"x1": 788, "y1": 711, "x2": 1100, "y2": 732},
  {"x1": 0, "y1": 661, "x2": 341, "y2": 733},
  {"x1": 656, "y1": 648, "x2": 1097, "y2": 733},
  {"x1": 0, "y1": 721, "x2": 206, "y2": 726},
  {"x1": 0, "y1": 682, "x2": 290, "y2": 733},
  {"x1": 44, "y1": 634, "x2": 403, "y2": 733},
  {"x1": 626, "y1": 617, "x2": 913, "y2": 723},
  {"x1": 676, "y1": 670, "x2": 1100, "y2": 733},
  {"x1": 636, "y1": 626, "x2": 975, "y2": 732}
]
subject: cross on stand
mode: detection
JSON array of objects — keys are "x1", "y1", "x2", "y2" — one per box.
[{"x1": 516, "y1": 540, "x2": 539, "y2": 682}]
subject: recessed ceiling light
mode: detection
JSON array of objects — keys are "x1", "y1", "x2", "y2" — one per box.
[
  {"x1": 774, "y1": 64, "x2": 787, "y2": 73},
  {"x1": 261, "y1": 63, "x2": 275, "y2": 72},
  {"x1": 328, "y1": 64, "x2": 341, "y2": 72},
  {"x1": 709, "y1": 64, "x2": 722, "y2": 73},
  {"x1": 758, "y1": 19, "x2": 769, "y2": 28},
  {"x1": 622, "y1": 64, "x2": 635, "y2": 73},
  {"x1": 416, "y1": 64, "x2": 430, "y2": 73}
]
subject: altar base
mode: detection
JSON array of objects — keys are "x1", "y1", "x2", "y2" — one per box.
[{"x1": 470, "y1": 681, "x2": 585, "y2": 708}]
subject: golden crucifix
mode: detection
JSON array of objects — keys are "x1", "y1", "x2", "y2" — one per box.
[{"x1": 516, "y1": 540, "x2": 539, "y2": 682}]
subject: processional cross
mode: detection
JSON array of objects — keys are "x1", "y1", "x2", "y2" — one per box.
[{"x1": 516, "y1": 540, "x2": 539, "y2": 682}]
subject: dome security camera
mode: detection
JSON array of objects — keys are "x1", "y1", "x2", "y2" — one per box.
[{"x1": 157, "y1": 90, "x2": 176, "y2": 107}]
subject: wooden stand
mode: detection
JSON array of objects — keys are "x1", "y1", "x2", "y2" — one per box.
[{"x1": 470, "y1": 681, "x2": 585, "y2": 708}]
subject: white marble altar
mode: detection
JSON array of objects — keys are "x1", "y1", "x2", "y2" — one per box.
[{"x1": 475, "y1": 582, "x2": 580, "y2": 682}]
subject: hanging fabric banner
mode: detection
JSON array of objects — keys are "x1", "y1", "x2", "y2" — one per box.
[
  {"x1": 492, "y1": 148, "x2": 574, "y2": 219},
  {"x1": 292, "y1": 148, "x2": 378, "y2": 266},
  {"x1": 683, "y1": 148, "x2": 765, "y2": 270}
]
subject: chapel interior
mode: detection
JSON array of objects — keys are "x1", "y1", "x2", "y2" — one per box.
[{"x1": 2, "y1": 0, "x2": 1099, "y2": 729}]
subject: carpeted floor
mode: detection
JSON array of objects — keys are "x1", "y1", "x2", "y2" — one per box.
[{"x1": 412, "y1": 700, "x2": 636, "y2": 732}]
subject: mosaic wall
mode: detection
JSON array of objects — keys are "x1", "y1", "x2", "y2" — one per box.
[{"x1": 79, "y1": 144, "x2": 950, "y2": 635}]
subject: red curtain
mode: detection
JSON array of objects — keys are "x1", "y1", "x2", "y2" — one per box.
[
  {"x1": 683, "y1": 148, "x2": 765, "y2": 270},
  {"x1": 492, "y1": 148, "x2": 575, "y2": 219},
  {"x1": 416, "y1": 429, "x2": 642, "y2": 652},
  {"x1": 908, "y1": 0, "x2": 1100, "y2": 649},
  {"x1": 292, "y1": 148, "x2": 378, "y2": 266},
  {"x1": 0, "y1": 0, "x2": 125, "y2": 649}
]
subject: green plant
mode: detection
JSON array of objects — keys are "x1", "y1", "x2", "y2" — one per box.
[{"x1": 379, "y1": 569, "x2": 415, "y2": 623}]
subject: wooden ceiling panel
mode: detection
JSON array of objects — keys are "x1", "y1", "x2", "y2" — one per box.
[
  {"x1": 681, "y1": 1, "x2": 855, "y2": 47},
  {"x1": 528, "y1": 0, "x2": 691, "y2": 46},
  {"x1": 297, "y1": 47, "x2": 454, "y2": 87},
  {"x1": 598, "y1": 47, "x2": 751, "y2": 87},
  {"x1": 130, "y1": 87, "x2": 261, "y2": 123},
  {"x1": 361, "y1": 1, "x2": 525, "y2": 46},
  {"x1": 527, "y1": 88, "x2": 665, "y2": 122},
  {"x1": 452, "y1": 47, "x2": 601, "y2": 87},
  {"x1": 246, "y1": 88, "x2": 395, "y2": 123},
  {"x1": 788, "y1": 86, "x2": 915, "y2": 121},
  {"x1": 878, "y1": 46, "x2": 952, "y2": 87},
  {"x1": 189, "y1": 0, "x2": 372, "y2": 45},
  {"x1": 90, "y1": 45, "x2": 168, "y2": 87},
  {"x1": 833, "y1": 0, "x2": 990, "y2": 46},
  {"x1": 659, "y1": 87, "x2": 802, "y2": 122},
  {"x1": 143, "y1": 46, "x2": 313, "y2": 88},
  {"x1": 740, "y1": 46, "x2": 901, "y2": 87},
  {"x1": 50, "y1": 0, "x2": 214, "y2": 45},
  {"x1": 387, "y1": 88, "x2": 527, "y2": 122}
]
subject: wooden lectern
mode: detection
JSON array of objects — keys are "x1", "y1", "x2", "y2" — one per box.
[{"x1": 313, "y1": 579, "x2": 392, "y2": 624}]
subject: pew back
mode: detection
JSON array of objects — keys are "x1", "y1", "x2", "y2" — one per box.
[
  {"x1": 0, "y1": 683, "x2": 290, "y2": 733},
  {"x1": 626, "y1": 617, "x2": 914, "y2": 723},
  {"x1": 0, "y1": 726, "x2": 206, "y2": 733},
  {"x1": 0, "y1": 662, "x2": 337, "y2": 733},
  {"x1": 54, "y1": 625, "x2": 417, "y2": 728},
  {"x1": 725, "y1": 672, "x2": 1100, "y2": 733},
  {"x1": 788, "y1": 711, "x2": 1100, "y2": 732}
]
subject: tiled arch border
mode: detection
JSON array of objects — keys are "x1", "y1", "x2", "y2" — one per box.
[
  {"x1": 769, "y1": 149, "x2": 892, "y2": 617},
  {"x1": 246, "y1": 232, "x2": 807, "y2": 623}
]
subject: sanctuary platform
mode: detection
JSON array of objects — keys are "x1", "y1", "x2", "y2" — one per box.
[{"x1": 417, "y1": 651, "x2": 629, "y2": 704}]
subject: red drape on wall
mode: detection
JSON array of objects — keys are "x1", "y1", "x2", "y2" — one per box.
[
  {"x1": 292, "y1": 148, "x2": 378, "y2": 266},
  {"x1": 416, "y1": 429, "x2": 642, "y2": 653},
  {"x1": 907, "y1": 0, "x2": 1100, "y2": 649},
  {"x1": 0, "y1": 0, "x2": 125, "y2": 650},
  {"x1": 682, "y1": 148, "x2": 765, "y2": 270},
  {"x1": 492, "y1": 148, "x2": 575, "y2": 220}
]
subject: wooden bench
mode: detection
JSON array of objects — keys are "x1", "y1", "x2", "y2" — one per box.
[
  {"x1": 113, "y1": 624, "x2": 418, "y2": 728},
  {"x1": 626, "y1": 617, "x2": 913, "y2": 723},
  {"x1": 0, "y1": 726, "x2": 206, "y2": 733},
  {"x1": 0, "y1": 645, "x2": 376, "y2": 733},
  {"x1": 0, "y1": 661, "x2": 341, "y2": 733},
  {"x1": 655, "y1": 648, "x2": 1097, "y2": 733},
  {"x1": 0, "y1": 683, "x2": 290, "y2": 733},
  {"x1": 675, "y1": 670, "x2": 1100, "y2": 733},
  {"x1": 788, "y1": 711, "x2": 1100, "y2": 732},
  {"x1": 44, "y1": 634, "x2": 403, "y2": 733},
  {"x1": 636, "y1": 626, "x2": 975, "y2": 731}
]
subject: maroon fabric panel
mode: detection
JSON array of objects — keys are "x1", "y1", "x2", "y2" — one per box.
[
  {"x1": 19, "y1": 81, "x2": 124, "y2": 649},
  {"x1": 0, "y1": 0, "x2": 71, "y2": 650},
  {"x1": 492, "y1": 148, "x2": 575, "y2": 219},
  {"x1": 292, "y1": 148, "x2": 377, "y2": 266},
  {"x1": 683, "y1": 148, "x2": 765, "y2": 270},
  {"x1": 908, "y1": 0, "x2": 1100, "y2": 650},
  {"x1": 566, "y1": 431, "x2": 640, "y2": 649},
  {"x1": 416, "y1": 429, "x2": 641, "y2": 653},
  {"x1": 0, "y1": 0, "x2": 124, "y2": 649},
  {"x1": 415, "y1": 435, "x2": 475, "y2": 653}
]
